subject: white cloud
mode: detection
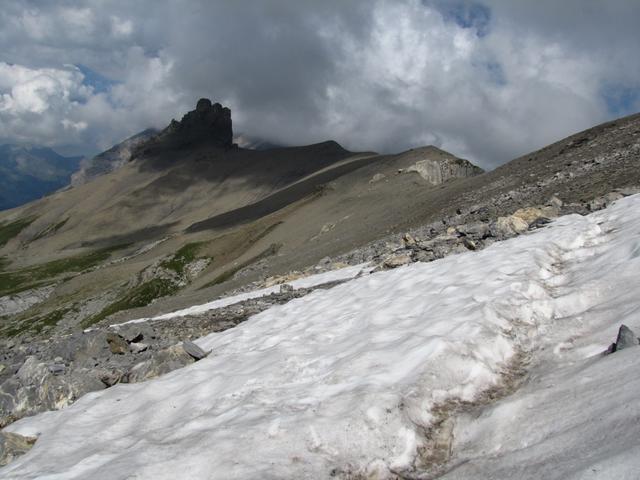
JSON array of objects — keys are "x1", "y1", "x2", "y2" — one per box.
[{"x1": 0, "y1": 0, "x2": 638, "y2": 167}]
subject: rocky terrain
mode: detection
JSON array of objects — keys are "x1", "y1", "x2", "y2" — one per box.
[
  {"x1": 0, "y1": 102, "x2": 639, "y2": 466},
  {"x1": 0, "y1": 183, "x2": 636, "y2": 454}
]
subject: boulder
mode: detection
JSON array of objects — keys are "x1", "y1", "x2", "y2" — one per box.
[
  {"x1": 127, "y1": 345, "x2": 195, "y2": 383},
  {"x1": 512, "y1": 206, "x2": 559, "y2": 226},
  {"x1": 455, "y1": 222, "x2": 490, "y2": 238},
  {"x1": 106, "y1": 333, "x2": 129, "y2": 355},
  {"x1": 182, "y1": 341, "x2": 208, "y2": 361},
  {"x1": 381, "y1": 253, "x2": 413, "y2": 269},
  {"x1": 490, "y1": 216, "x2": 529, "y2": 238},
  {"x1": 0, "y1": 431, "x2": 37, "y2": 466},
  {"x1": 588, "y1": 192, "x2": 624, "y2": 211},
  {"x1": 129, "y1": 342, "x2": 149, "y2": 354},
  {"x1": 614, "y1": 324, "x2": 639, "y2": 351}
]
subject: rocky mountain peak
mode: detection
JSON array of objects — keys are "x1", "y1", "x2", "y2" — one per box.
[{"x1": 162, "y1": 98, "x2": 233, "y2": 147}]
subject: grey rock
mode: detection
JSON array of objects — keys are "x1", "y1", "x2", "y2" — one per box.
[
  {"x1": 99, "y1": 369, "x2": 125, "y2": 387},
  {"x1": 279, "y1": 284, "x2": 294, "y2": 294},
  {"x1": 456, "y1": 222, "x2": 490, "y2": 238},
  {"x1": 462, "y1": 238, "x2": 477, "y2": 251},
  {"x1": 381, "y1": 253, "x2": 413, "y2": 270},
  {"x1": 106, "y1": 332, "x2": 129, "y2": 355},
  {"x1": 403, "y1": 156, "x2": 483, "y2": 185},
  {"x1": 369, "y1": 173, "x2": 386, "y2": 183},
  {"x1": 549, "y1": 196, "x2": 564, "y2": 208},
  {"x1": 614, "y1": 324, "x2": 639, "y2": 351},
  {"x1": 129, "y1": 342, "x2": 149, "y2": 354},
  {"x1": 182, "y1": 341, "x2": 208, "y2": 361},
  {"x1": 0, "y1": 431, "x2": 37, "y2": 466},
  {"x1": 616, "y1": 186, "x2": 640, "y2": 197},
  {"x1": 127, "y1": 345, "x2": 195, "y2": 383},
  {"x1": 47, "y1": 364, "x2": 66, "y2": 376},
  {"x1": 490, "y1": 215, "x2": 529, "y2": 238}
]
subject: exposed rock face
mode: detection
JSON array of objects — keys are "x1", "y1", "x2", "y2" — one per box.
[
  {"x1": 161, "y1": 98, "x2": 233, "y2": 147},
  {"x1": 0, "y1": 286, "x2": 54, "y2": 317},
  {"x1": 71, "y1": 129, "x2": 157, "y2": 186},
  {"x1": 405, "y1": 157, "x2": 484, "y2": 185}
]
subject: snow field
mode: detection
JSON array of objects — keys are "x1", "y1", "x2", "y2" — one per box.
[{"x1": 4, "y1": 195, "x2": 640, "y2": 479}]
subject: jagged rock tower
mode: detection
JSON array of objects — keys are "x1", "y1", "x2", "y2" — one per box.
[{"x1": 162, "y1": 98, "x2": 233, "y2": 147}]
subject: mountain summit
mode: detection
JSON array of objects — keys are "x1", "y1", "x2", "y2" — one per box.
[{"x1": 160, "y1": 98, "x2": 233, "y2": 147}]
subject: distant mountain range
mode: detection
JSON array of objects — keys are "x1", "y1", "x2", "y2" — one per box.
[{"x1": 0, "y1": 145, "x2": 83, "y2": 211}]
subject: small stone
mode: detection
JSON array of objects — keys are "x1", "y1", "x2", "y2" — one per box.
[
  {"x1": 549, "y1": 196, "x2": 564, "y2": 208},
  {"x1": 369, "y1": 173, "x2": 386, "y2": 183},
  {"x1": 462, "y1": 238, "x2": 477, "y2": 250},
  {"x1": 106, "y1": 333, "x2": 129, "y2": 355},
  {"x1": 47, "y1": 364, "x2": 66, "y2": 376},
  {"x1": 99, "y1": 370, "x2": 124, "y2": 387},
  {"x1": 381, "y1": 253, "x2": 413, "y2": 269},
  {"x1": 279, "y1": 284, "x2": 294, "y2": 294},
  {"x1": 614, "y1": 324, "x2": 639, "y2": 351},
  {"x1": 182, "y1": 341, "x2": 208, "y2": 361},
  {"x1": 402, "y1": 233, "x2": 417, "y2": 246},
  {"x1": 456, "y1": 222, "x2": 490, "y2": 238},
  {"x1": 126, "y1": 332, "x2": 144, "y2": 344},
  {"x1": 446, "y1": 226, "x2": 459, "y2": 237},
  {"x1": 129, "y1": 342, "x2": 149, "y2": 354}
]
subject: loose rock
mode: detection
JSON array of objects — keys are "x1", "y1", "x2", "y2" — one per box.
[
  {"x1": 614, "y1": 324, "x2": 639, "y2": 352},
  {"x1": 182, "y1": 341, "x2": 208, "y2": 361},
  {"x1": 106, "y1": 332, "x2": 129, "y2": 355}
]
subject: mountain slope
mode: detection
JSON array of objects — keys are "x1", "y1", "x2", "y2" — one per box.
[
  {"x1": 4, "y1": 194, "x2": 640, "y2": 478},
  {"x1": 70, "y1": 129, "x2": 157, "y2": 186},
  {"x1": 0, "y1": 99, "x2": 485, "y2": 336},
  {"x1": 4, "y1": 102, "x2": 637, "y2": 338},
  {"x1": 0, "y1": 145, "x2": 82, "y2": 211}
]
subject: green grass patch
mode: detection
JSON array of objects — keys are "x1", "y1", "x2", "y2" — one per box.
[
  {"x1": 200, "y1": 243, "x2": 282, "y2": 290},
  {"x1": 0, "y1": 243, "x2": 130, "y2": 296},
  {"x1": 159, "y1": 241, "x2": 209, "y2": 275},
  {"x1": 1, "y1": 307, "x2": 70, "y2": 338},
  {"x1": 33, "y1": 218, "x2": 69, "y2": 241},
  {"x1": 81, "y1": 278, "x2": 179, "y2": 328},
  {"x1": 0, "y1": 217, "x2": 36, "y2": 247}
]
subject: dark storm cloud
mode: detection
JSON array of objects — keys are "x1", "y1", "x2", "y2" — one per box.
[{"x1": 0, "y1": 0, "x2": 639, "y2": 168}]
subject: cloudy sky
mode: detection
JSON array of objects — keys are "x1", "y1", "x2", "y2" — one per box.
[{"x1": 0, "y1": 0, "x2": 639, "y2": 169}]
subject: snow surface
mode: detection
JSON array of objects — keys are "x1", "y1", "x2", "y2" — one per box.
[
  {"x1": 111, "y1": 263, "x2": 372, "y2": 327},
  {"x1": 4, "y1": 195, "x2": 640, "y2": 479}
]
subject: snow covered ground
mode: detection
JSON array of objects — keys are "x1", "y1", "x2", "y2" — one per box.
[{"x1": 4, "y1": 196, "x2": 640, "y2": 479}]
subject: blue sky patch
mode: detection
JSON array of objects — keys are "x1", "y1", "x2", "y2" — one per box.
[
  {"x1": 602, "y1": 84, "x2": 640, "y2": 116},
  {"x1": 430, "y1": 1, "x2": 492, "y2": 37},
  {"x1": 75, "y1": 64, "x2": 117, "y2": 94}
]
